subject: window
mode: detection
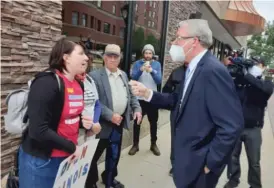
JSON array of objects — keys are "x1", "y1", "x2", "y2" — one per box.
[
  {"x1": 82, "y1": 14, "x2": 87, "y2": 27},
  {"x1": 113, "y1": 25, "x2": 116, "y2": 35},
  {"x1": 152, "y1": 12, "x2": 155, "y2": 18},
  {"x1": 144, "y1": 10, "x2": 146, "y2": 17},
  {"x1": 148, "y1": 21, "x2": 151, "y2": 27},
  {"x1": 152, "y1": 21, "x2": 155, "y2": 28},
  {"x1": 97, "y1": 20, "x2": 101, "y2": 31},
  {"x1": 153, "y1": 2, "x2": 156, "y2": 8},
  {"x1": 149, "y1": 11, "x2": 152, "y2": 17},
  {"x1": 90, "y1": 16, "x2": 94, "y2": 28},
  {"x1": 135, "y1": 4, "x2": 138, "y2": 12},
  {"x1": 103, "y1": 22, "x2": 110, "y2": 34},
  {"x1": 149, "y1": 1, "x2": 153, "y2": 7},
  {"x1": 112, "y1": 5, "x2": 116, "y2": 14},
  {"x1": 97, "y1": 0, "x2": 102, "y2": 7},
  {"x1": 72, "y1": 12, "x2": 78, "y2": 25},
  {"x1": 120, "y1": 27, "x2": 124, "y2": 38}
]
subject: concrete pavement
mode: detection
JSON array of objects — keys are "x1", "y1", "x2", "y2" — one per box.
[
  {"x1": 96, "y1": 111, "x2": 274, "y2": 188},
  {"x1": 267, "y1": 94, "x2": 274, "y2": 135}
]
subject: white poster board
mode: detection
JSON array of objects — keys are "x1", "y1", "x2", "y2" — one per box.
[{"x1": 53, "y1": 139, "x2": 99, "y2": 188}]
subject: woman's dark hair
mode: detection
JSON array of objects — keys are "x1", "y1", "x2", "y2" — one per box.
[{"x1": 48, "y1": 38, "x2": 77, "y2": 72}]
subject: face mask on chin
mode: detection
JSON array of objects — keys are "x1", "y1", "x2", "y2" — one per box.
[{"x1": 169, "y1": 39, "x2": 193, "y2": 63}]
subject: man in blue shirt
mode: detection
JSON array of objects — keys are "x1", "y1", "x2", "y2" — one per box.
[{"x1": 128, "y1": 44, "x2": 162, "y2": 156}]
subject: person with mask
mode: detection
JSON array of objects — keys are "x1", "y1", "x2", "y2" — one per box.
[
  {"x1": 129, "y1": 19, "x2": 244, "y2": 188},
  {"x1": 128, "y1": 44, "x2": 162, "y2": 156},
  {"x1": 224, "y1": 56, "x2": 274, "y2": 188}
]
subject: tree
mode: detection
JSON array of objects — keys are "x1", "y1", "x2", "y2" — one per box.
[
  {"x1": 247, "y1": 21, "x2": 274, "y2": 65},
  {"x1": 132, "y1": 27, "x2": 145, "y2": 59}
]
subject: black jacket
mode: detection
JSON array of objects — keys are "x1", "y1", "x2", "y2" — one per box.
[
  {"x1": 162, "y1": 66, "x2": 185, "y2": 93},
  {"x1": 22, "y1": 71, "x2": 84, "y2": 159},
  {"x1": 242, "y1": 73, "x2": 274, "y2": 128}
]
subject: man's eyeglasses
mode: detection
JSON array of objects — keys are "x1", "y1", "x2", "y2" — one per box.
[{"x1": 171, "y1": 36, "x2": 194, "y2": 43}]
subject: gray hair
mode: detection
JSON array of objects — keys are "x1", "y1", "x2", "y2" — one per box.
[{"x1": 179, "y1": 19, "x2": 213, "y2": 48}]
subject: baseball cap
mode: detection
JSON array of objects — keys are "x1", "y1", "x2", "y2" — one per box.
[
  {"x1": 252, "y1": 56, "x2": 265, "y2": 66},
  {"x1": 104, "y1": 44, "x2": 121, "y2": 56}
]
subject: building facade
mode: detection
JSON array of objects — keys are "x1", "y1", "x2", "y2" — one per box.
[
  {"x1": 62, "y1": 1, "x2": 163, "y2": 50},
  {"x1": 1, "y1": 0, "x2": 63, "y2": 177}
]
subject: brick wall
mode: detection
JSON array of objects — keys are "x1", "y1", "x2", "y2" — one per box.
[
  {"x1": 162, "y1": 1, "x2": 202, "y2": 84},
  {"x1": 1, "y1": 0, "x2": 62, "y2": 176}
]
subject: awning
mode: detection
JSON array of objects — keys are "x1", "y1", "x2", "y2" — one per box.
[
  {"x1": 200, "y1": 3, "x2": 241, "y2": 49},
  {"x1": 221, "y1": 0, "x2": 265, "y2": 36}
]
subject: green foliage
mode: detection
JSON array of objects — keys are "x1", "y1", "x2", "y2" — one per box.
[
  {"x1": 247, "y1": 21, "x2": 274, "y2": 65},
  {"x1": 132, "y1": 27, "x2": 145, "y2": 59}
]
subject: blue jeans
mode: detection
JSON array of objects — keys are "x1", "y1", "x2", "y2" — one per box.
[{"x1": 18, "y1": 147, "x2": 66, "y2": 188}]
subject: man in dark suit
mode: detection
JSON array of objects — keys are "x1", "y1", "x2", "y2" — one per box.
[
  {"x1": 129, "y1": 19, "x2": 244, "y2": 188},
  {"x1": 162, "y1": 66, "x2": 185, "y2": 176},
  {"x1": 85, "y1": 44, "x2": 142, "y2": 188}
]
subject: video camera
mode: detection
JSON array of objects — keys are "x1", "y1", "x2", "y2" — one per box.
[
  {"x1": 226, "y1": 48, "x2": 256, "y2": 87},
  {"x1": 227, "y1": 57, "x2": 255, "y2": 77}
]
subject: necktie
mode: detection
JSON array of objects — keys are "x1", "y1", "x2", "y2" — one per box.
[{"x1": 179, "y1": 66, "x2": 190, "y2": 109}]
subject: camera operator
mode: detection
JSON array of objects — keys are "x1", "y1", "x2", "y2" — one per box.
[{"x1": 224, "y1": 56, "x2": 274, "y2": 188}]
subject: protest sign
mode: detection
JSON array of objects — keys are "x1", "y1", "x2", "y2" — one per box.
[{"x1": 53, "y1": 139, "x2": 99, "y2": 188}]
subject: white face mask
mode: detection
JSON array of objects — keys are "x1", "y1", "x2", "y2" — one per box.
[
  {"x1": 169, "y1": 45, "x2": 185, "y2": 62},
  {"x1": 169, "y1": 40, "x2": 193, "y2": 63},
  {"x1": 248, "y1": 65, "x2": 264, "y2": 77}
]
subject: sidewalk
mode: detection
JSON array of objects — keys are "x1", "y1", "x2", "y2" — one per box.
[{"x1": 97, "y1": 111, "x2": 274, "y2": 188}]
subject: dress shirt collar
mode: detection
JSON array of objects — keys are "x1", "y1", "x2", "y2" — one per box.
[
  {"x1": 105, "y1": 67, "x2": 122, "y2": 78},
  {"x1": 187, "y1": 49, "x2": 207, "y2": 71}
]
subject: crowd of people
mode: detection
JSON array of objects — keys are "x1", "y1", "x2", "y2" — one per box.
[{"x1": 16, "y1": 18, "x2": 273, "y2": 188}]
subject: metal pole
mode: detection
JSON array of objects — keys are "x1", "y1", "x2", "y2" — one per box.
[
  {"x1": 121, "y1": 1, "x2": 135, "y2": 77},
  {"x1": 159, "y1": 1, "x2": 169, "y2": 89}
]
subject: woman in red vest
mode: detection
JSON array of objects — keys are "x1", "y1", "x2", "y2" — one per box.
[{"x1": 19, "y1": 38, "x2": 94, "y2": 188}]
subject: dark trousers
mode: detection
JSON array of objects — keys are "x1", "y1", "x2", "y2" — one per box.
[
  {"x1": 170, "y1": 125, "x2": 175, "y2": 168},
  {"x1": 133, "y1": 100, "x2": 159, "y2": 145},
  {"x1": 170, "y1": 113, "x2": 175, "y2": 168},
  {"x1": 85, "y1": 127, "x2": 123, "y2": 188},
  {"x1": 194, "y1": 171, "x2": 220, "y2": 188},
  {"x1": 227, "y1": 127, "x2": 262, "y2": 188}
]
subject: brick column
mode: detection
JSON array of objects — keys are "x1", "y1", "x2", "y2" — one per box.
[
  {"x1": 162, "y1": 1, "x2": 202, "y2": 84},
  {"x1": 1, "y1": 0, "x2": 62, "y2": 176}
]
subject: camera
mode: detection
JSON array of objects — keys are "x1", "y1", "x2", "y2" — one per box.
[
  {"x1": 227, "y1": 57, "x2": 255, "y2": 77},
  {"x1": 227, "y1": 56, "x2": 255, "y2": 87}
]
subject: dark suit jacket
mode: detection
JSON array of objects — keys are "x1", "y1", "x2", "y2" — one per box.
[
  {"x1": 89, "y1": 68, "x2": 141, "y2": 139},
  {"x1": 150, "y1": 51, "x2": 244, "y2": 187},
  {"x1": 162, "y1": 66, "x2": 185, "y2": 133}
]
